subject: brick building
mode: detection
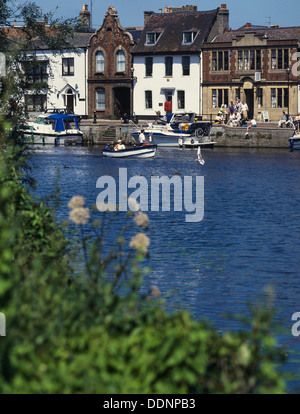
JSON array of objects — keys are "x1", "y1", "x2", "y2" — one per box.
[
  {"x1": 202, "y1": 23, "x2": 300, "y2": 121},
  {"x1": 87, "y1": 6, "x2": 138, "y2": 119}
]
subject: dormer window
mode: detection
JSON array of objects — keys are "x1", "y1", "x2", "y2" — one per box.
[
  {"x1": 146, "y1": 32, "x2": 162, "y2": 45},
  {"x1": 183, "y1": 31, "x2": 198, "y2": 44}
]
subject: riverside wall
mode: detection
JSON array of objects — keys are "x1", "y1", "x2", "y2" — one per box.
[
  {"x1": 210, "y1": 125, "x2": 293, "y2": 148},
  {"x1": 79, "y1": 120, "x2": 294, "y2": 148}
]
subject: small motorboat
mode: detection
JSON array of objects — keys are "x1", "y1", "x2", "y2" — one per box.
[
  {"x1": 22, "y1": 113, "x2": 83, "y2": 145},
  {"x1": 103, "y1": 144, "x2": 157, "y2": 158}
]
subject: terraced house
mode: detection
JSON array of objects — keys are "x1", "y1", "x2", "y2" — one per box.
[
  {"x1": 131, "y1": 4, "x2": 229, "y2": 119},
  {"x1": 202, "y1": 23, "x2": 300, "y2": 121}
]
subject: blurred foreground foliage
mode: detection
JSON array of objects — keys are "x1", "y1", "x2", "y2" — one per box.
[
  {"x1": 0, "y1": 148, "x2": 287, "y2": 394},
  {"x1": 0, "y1": 0, "x2": 287, "y2": 395}
]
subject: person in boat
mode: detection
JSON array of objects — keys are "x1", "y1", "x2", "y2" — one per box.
[
  {"x1": 139, "y1": 129, "x2": 150, "y2": 145},
  {"x1": 114, "y1": 139, "x2": 126, "y2": 151}
]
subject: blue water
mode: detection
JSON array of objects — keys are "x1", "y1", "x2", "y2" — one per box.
[{"x1": 28, "y1": 145, "x2": 300, "y2": 391}]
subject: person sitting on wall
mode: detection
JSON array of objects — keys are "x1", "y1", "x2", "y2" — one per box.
[
  {"x1": 278, "y1": 111, "x2": 288, "y2": 128},
  {"x1": 214, "y1": 112, "x2": 224, "y2": 124},
  {"x1": 245, "y1": 119, "x2": 257, "y2": 135},
  {"x1": 114, "y1": 139, "x2": 126, "y2": 151}
]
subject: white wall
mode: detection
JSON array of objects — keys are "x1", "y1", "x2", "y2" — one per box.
[
  {"x1": 30, "y1": 49, "x2": 88, "y2": 116},
  {"x1": 133, "y1": 54, "x2": 201, "y2": 118}
]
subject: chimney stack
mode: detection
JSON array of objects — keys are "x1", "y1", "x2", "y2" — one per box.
[
  {"x1": 79, "y1": 3, "x2": 91, "y2": 27},
  {"x1": 144, "y1": 11, "x2": 154, "y2": 26}
]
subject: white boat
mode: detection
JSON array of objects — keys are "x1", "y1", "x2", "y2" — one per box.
[
  {"x1": 130, "y1": 113, "x2": 215, "y2": 147},
  {"x1": 103, "y1": 144, "x2": 157, "y2": 158},
  {"x1": 23, "y1": 113, "x2": 83, "y2": 145},
  {"x1": 289, "y1": 134, "x2": 300, "y2": 149}
]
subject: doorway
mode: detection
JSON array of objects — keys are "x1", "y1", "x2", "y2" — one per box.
[
  {"x1": 244, "y1": 89, "x2": 254, "y2": 120},
  {"x1": 113, "y1": 87, "x2": 130, "y2": 120},
  {"x1": 66, "y1": 89, "x2": 74, "y2": 113}
]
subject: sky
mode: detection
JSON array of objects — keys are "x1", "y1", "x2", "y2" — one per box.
[{"x1": 13, "y1": 0, "x2": 300, "y2": 29}]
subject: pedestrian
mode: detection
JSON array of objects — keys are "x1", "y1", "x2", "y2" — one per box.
[
  {"x1": 278, "y1": 111, "x2": 288, "y2": 128},
  {"x1": 241, "y1": 101, "x2": 249, "y2": 121}
]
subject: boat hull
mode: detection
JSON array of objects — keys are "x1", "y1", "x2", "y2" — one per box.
[
  {"x1": 289, "y1": 136, "x2": 300, "y2": 149},
  {"x1": 131, "y1": 131, "x2": 215, "y2": 148},
  {"x1": 103, "y1": 145, "x2": 156, "y2": 158},
  {"x1": 23, "y1": 132, "x2": 83, "y2": 145}
]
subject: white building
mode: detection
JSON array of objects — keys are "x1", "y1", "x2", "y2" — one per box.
[{"x1": 132, "y1": 5, "x2": 229, "y2": 119}]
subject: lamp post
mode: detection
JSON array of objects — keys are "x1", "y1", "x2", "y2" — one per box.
[{"x1": 286, "y1": 67, "x2": 291, "y2": 116}]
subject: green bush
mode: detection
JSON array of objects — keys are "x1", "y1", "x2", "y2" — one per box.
[{"x1": 0, "y1": 149, "x2": 287, "y2": 394}]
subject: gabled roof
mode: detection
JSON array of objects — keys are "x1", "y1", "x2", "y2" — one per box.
[{"x1": 132, "y1": 9, "x2": 219, "y2": 54}]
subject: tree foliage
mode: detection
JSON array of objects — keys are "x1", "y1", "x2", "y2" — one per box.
[{"x1": 0, "y1": 1, "x2": 289, "y2": 394}]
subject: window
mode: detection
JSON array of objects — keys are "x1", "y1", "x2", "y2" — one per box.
[
  {"x1": 212, "y1": 89, "x2": 217, "y2": 108},
  {"x1": 96, "y1": 88, "x2": 105, "y2": 110},
  {"x1": 250, "y1": 50, "x2": 255, "y2": 70},
  {"x1": 271, "y1": 88, "x2": 276, "y2": 108},
  {"x1": 182, "y1": 56, "x2": 190, "y2": 76},
  {"x1": 183, "y1": 31, "x2": 197, "y2": 44},
  {"x1": 24, "y1": 61, "x2": 48, "y2": 85},
  {"x1": 145, "y1": 57, "x2": 153, "y2": 77},
  {"x1": 146, "y1": 32, "x2": 161, "y2": 45},
  {"x1": 224, "y1": 51, "x2": 229, "y2": 71},
  {"x1": 284, "y1": 49, "x2": 289, "y2": 69},
  {"x1": 116, "y1": 50, "x2": 125, "y2": 72},
  {"x1": 145, "y1": 90, "x2": 152, "y2": 109},
  {"x1": 257, "y1": 88, "x2": 263, "y2": 108},
  {"x1": 212, "y1": 52, "x2": 217, "y2": 71},
  {"x1": 271, "y1": 49, "x2": 290, "y2": 70},
  {"x1": 237, "y1": 50, "x2": 261, "y2": 71},
  {"x1": 62, "y1": 58, "x2": 74, "y2": 76},
  {"x1": 235, "y1": 88, "x2": 240, "y2": 102},
  {"x1": 212, "y1": 51, "x2": 230, "y2": 71},
  {"x1": 25, "y1": 94, "x2": 47, "y2": 112},
  {"x1": 177, "y1": 91, "x2": 185, "y2": 109},
  {"x1": 95, "y1": 51, "x2": 104, "y2": 73},
  {"x1": 256, "y1": 50, "x2": 261, "y2": 70},
  {"x1": 165, "y1": 57, "x2": 173, "y2": 77},
  {"x1": 212, "y1": 89, "x2": 229, "y2": 108},
  {"x1": 271, "y1": 88, "x2": 288, "y2": 108}
]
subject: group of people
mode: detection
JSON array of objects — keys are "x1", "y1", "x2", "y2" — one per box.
[
  {"x1": 113, "y1": 129, "x2": 149, "y2": 151},
  {"x1": 278, "y1": 111, "x2": 300, "y2": 134},
  {"x1": 215, "y1": 100, "x2": 249, "y2": 127}
]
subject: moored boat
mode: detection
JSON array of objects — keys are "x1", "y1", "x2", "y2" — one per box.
[
  {"x1": 289, "y1": 134, "x2": 300, "y2": 149},
  {"x1": 103, "y1": 144, "x2": 157, "y2": 158},
  {"x1": 130, "y1": 112, "x2": 214, "y2": 147},
  {"x1": 22, "y1": 113, "x2": 83, "y2": 145}
]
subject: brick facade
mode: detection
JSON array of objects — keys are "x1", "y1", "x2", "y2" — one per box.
[
  {"x1": 87, "y1": 7, "x2": 134, "y2": 119},
  {"x1": 202, "y1": 25, "x2": 300, "y2": 121}
]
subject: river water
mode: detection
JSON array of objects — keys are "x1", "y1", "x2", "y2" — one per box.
[{"x1": 28, "y1": 145, "x2": 300, "y2": 391}]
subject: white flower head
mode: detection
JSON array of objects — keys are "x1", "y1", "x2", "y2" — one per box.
[
  {"x1": 129, "y1": 232, "x2": 150, "y2": 254},
  {"x1": 68, "y1": 196, "x2": 85, "y2": 209},
  {"x1": 134, "y1": 211, "x2": 149, "y2": 229},
  {"x1": 69, "y1": 207, "x2": 90, "y2": 225}
]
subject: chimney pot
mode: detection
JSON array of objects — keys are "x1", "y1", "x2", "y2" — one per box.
[{"x1": 221, "y1": 4, "x2": 227, "y2": 8}]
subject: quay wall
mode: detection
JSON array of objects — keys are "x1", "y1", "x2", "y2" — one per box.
[
  {"x1": 79, "y1": 121, "x2": 293, "y2": 148},
  {"x1": 211, "y1": 125, "x2": 292, "y2": 148}
]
